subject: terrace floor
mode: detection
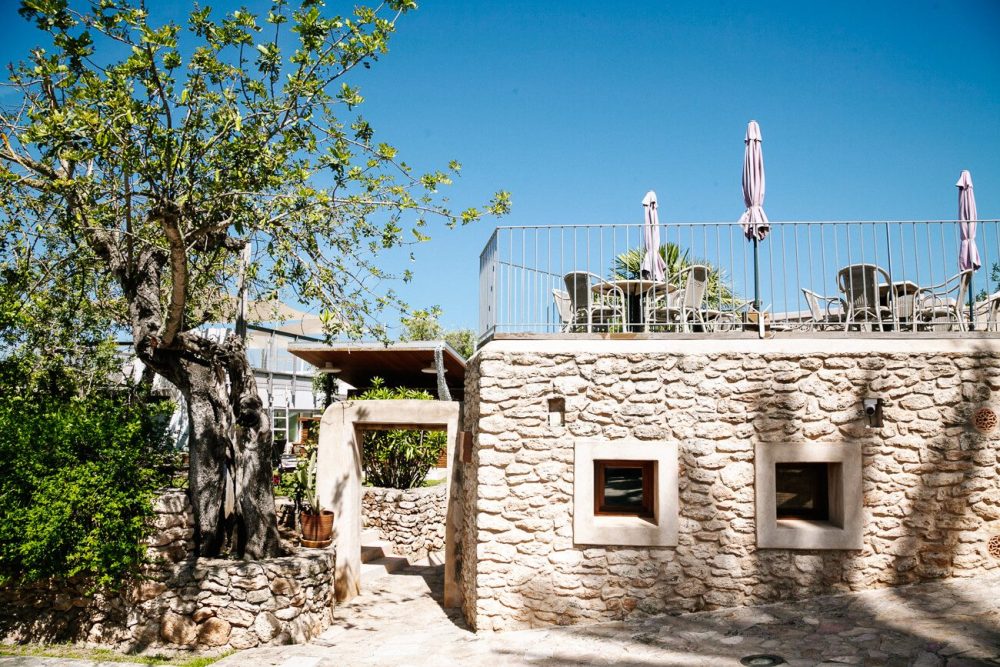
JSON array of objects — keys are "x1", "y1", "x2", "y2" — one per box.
[{"x1": 206, "y1": 565, "x2": 1000, "y2": 667}]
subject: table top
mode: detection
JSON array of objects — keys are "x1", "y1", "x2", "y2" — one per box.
[
  {"x1": 592, "y1": 279, "x2": 677, "y2": 296},
  {"x1": 878, "y1": 280, "x2": 919, "y2": 297}
]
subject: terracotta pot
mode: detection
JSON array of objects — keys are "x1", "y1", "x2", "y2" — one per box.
[{"x1": 300, "y1": 510, "x2": 334, "y2": 548}]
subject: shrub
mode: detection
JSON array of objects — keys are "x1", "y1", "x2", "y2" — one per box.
[
  {"x1": 0, "y1": 355, "x2": 172, "y2": 589},
  {"x1": 358, "y1": 378, "x2": 446, "y2": 489}
]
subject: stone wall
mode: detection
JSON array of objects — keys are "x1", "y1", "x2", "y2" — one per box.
[
  {"x1": 0, "y1": 490, "x2": 335, "y2": 652},
  {"x1": 460, "y1": 360, "x2": 483, "y2": 627},
  {"x1": 362, "y1": 485, "x2": 447, "y2": 558},
  {"x1": 459, "y1": 339, "x2": 1000, "y2": 631}
]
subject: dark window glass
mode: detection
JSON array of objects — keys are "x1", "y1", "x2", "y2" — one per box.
[
  {"x1": 595, "y1": 460, "x2": 654, "y2": 518},
  {"x1": 775, "y1": 462, "x2": 829, "y2": 521}
]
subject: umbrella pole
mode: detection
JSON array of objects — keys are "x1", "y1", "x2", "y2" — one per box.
[
  {"x1": 968, "y1": 273, "x2": 976, "y2": 331},
  {"x1": 753, "y1": 236, "x2": 761, "y2": 311}
]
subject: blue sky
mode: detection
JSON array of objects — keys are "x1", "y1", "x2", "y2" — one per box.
[{"x1": 3, "y1": 1, "x2": 999, "y2": 333}]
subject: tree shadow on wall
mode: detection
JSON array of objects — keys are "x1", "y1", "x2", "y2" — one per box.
[
  {"x1": 481, "y1": 347, "x2": 1000, "y2": 665},
  {"x1": 736, "y1": 347, "x2": 1000, "y2": 664}
]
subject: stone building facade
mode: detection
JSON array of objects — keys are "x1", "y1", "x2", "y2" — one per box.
[{"x1": 457, "y1": 338, "x2": 1000, "y2": 631}]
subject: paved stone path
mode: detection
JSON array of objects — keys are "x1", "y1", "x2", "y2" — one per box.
[
  {"x1": 211, "y1": 565, "x2": 1000, "y2": 667},
  {"x1": 4, "y1": 568, "x2": 996, "y2": 666},
  {"x1": 0, "y1": 660, "x2": 148, "y2": 667}
]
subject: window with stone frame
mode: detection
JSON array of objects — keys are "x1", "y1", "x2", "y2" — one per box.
[
  {"x1": 574, "y1": 440, "x2": 678, "y2": 547},
  {"x1": 755, "y1": 442, "x2": 862, "y2": 551}
]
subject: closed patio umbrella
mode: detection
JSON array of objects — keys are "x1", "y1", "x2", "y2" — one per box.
[
  {"x1": 739, "y1": 120, "x2": 769, "y2": 310},
  {"x1": 641, "y1": 190, "x2": 666, "y2": 281},
  {"x1": 957, "y1": 169, "x2": 980, "y2": 328}
]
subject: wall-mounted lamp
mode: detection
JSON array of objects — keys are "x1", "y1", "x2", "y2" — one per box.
[{"x1": 863, "y1": 397, "x2": 884, "y2": 429}]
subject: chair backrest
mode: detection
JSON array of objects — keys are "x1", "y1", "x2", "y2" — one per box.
[
  {"x1": 837, "y1": 264, "x2": 882, "y2": 314},
  {"x1": 551, "y1": 289, "x2": 573, "y2": 325},
  {"x1": 677, "y1": 265, "x2": 709, "y2": 310},
  {"x1": 563, "y1": 272, "x2": 594, "y2": 317},
  {"x1": 801, "y1": 289, "x2": 823, "y2": 321}
]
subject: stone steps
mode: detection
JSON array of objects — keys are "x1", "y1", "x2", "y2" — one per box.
[
  {"x1": 360, "y1": 555, "x2": 410, "y2": 580},
  {"x1": 360, "y1": 528, "x2": 410, "y2": 582}
]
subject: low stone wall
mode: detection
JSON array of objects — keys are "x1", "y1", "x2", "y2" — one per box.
[
  {"x1": 0, "y1": 490, "x2": 335, "y2": 652},
  {"x1": 460, "y1": 339, "x2": 1000, "y2": 631},
  {"x1": 362, "y1": 485, "x2": 447, "y2": 558}
]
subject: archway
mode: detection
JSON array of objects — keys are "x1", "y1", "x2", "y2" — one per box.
[{"x1": 315, "y1": 399, "x2": 463, "y2": 606}]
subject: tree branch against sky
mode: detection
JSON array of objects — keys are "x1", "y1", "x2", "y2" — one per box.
[{"x1": 0, "y1": 0, "x2": 508, "y2": 558}]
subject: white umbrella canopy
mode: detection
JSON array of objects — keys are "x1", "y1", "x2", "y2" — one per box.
[
  {"x1": 957, "y1": 169, "x2": 981, "y2": 272},
  {"x1": 640, "y1": 190, "x2": 667, "y2": 281},
  {"x1": 739, "y1": 120, "x2": 770, "y2": 242}
]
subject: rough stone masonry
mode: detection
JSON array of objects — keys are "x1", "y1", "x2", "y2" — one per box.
[
  {"x1": 0, "y1": 490, "x2": 336, "y2": 652},
  {"x1": 362, "y1": 485, "x2": 447, "y2": 559},
  {"x1": 457, "y1": 338, "x2": 1000, "y2": 631}
]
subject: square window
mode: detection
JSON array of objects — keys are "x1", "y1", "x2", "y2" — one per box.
[
  {"x1": 594, "y1": 460, "x2": 655, "y2": 518},
  {"x1": 755, "y1": 442, "x2": 862, "y2": 550},
  {"x1": 574, "y1": 440, "x2": 678, "y2": 547},
  {"x1": 775, "y1": 462, "x2": 829, "y2": 521}
]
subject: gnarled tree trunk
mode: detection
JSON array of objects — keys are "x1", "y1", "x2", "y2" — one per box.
[{"x1": 126, "y1": 252, "x2": 280, "y2": 559}]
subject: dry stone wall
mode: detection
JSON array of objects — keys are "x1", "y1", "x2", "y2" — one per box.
[
  {"x1": 362, "y1": 485, "x2": 447, "y2": 558},
  {"x1": 460, "y1": 340, "x2": 1000, "y2": 631},
  {"x1": 0, "y1": 490, "x2": 335, "y2": 652}
]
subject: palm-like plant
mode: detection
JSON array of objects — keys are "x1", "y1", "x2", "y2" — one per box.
[{"x1": 612, "y1": 243, "x2": 740, "y2": 308}]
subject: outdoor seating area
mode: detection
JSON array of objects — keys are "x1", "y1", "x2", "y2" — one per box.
[
  {"x1": 554, "y1": 266, "x2": 741, "y2": 334},
  {"x1": 480, "y1": 218, "x2": 1000, "y2": 339},
  {"x1": 548, "y1": 262, "x2": 989, "y2": 335}
]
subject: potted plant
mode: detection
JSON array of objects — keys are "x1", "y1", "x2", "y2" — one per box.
[{"x1": 292, "y1": 447, "x2": 333, "y2": 548}]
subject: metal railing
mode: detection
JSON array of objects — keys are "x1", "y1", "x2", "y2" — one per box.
[{"x1": 478, "y1": 221, "x2": 1000, "y2": 339}]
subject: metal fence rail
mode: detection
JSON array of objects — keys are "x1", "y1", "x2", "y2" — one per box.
[{"x1": 478, "y1": 221, "x2": 1000, "y2": 339}]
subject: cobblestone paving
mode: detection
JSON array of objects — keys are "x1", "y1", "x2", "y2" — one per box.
[{"x1": 211, "y1": 565, "x2": 1000, "y2": 667}]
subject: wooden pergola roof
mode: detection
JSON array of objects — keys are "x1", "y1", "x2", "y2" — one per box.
[{"x1": 287, "y1": 341, "x2": 466, "y2": 396}]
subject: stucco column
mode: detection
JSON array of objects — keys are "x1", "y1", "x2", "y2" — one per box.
[
  {"x1": 317, "y1": 402, "x2": 362, "y2": 601},
  {"x1": 316, "y1": 399, "x2": 462, "y2": 605}
]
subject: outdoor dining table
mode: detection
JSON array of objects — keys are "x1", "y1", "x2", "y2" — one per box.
[
  {"x1": 592, "y1": 279, "x2": 677, "y2": 332},
  {"x1": 879, "y1": 280, "x2": 920, "y2": 325}
]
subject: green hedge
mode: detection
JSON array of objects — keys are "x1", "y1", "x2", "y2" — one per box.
[{"x1": 0, "y1": 357, "x2": 171, "y2": 589}]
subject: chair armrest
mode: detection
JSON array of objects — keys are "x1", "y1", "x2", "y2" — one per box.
[
  {"x1": 822, "y1": 296, "x2": 847, "y2": 318},
  {"x1": 916, "y1": 270, "x2": 972, "y2": 295}
]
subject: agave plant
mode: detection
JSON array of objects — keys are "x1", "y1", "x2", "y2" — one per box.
[{"x1": 612, "y1": 243, "x2": 740, "y2": 307}]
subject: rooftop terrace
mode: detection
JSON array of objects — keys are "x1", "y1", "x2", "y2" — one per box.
[{"x1": 478, "y1": 220, "x2": 1000, "y2": 341}]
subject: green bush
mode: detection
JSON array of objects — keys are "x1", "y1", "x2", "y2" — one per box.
[
  {"x1": 358, "y1": 378, "x2": 446, "y2": 489},
  {"x1": 0, "y1": 355, "x2": 171, "y2": 589}
]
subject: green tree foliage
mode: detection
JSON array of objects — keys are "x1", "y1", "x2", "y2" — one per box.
[
  {"x1": 311, "y1": 373, "x2": 339, "y2": 409},
  {"x1": 612, "y1": 242, "x2": 739, "y2": 307},
  {"x1": 357, "y1": 378, "x2": 445, "y2": 489},
  {"x1": 443, "y1": 328, "x2": 477, "y2": 360},
  {"x1": 0, "y1": 0, "x2": 508, "y2": 557},
  {"x1": 0, "y1": 355, "x2": 172, "y2": 589},
  {"x1": 400, "y1": 307, "x2": 476, "y2": 359}
]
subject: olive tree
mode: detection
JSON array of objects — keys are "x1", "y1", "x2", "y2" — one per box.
[{"x1": 0, "y1": 0, "x2": 508, "y2": 558}]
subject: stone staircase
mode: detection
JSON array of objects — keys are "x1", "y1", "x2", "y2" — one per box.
[{"x1": 360, "y1": 528, "x2": 411, "y2": 581}]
